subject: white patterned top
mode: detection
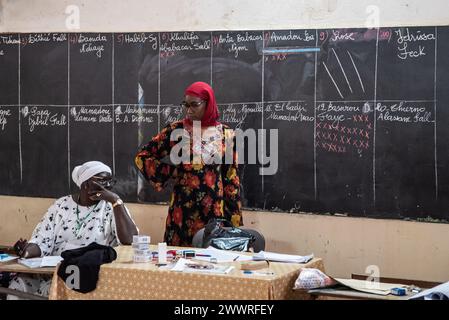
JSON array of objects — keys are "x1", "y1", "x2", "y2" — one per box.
[{"x1": 29, "y1": 195, "x2": 131, "y2": 256}]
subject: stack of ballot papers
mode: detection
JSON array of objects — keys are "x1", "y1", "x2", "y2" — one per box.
[
  {"x1": 171, "y1": 258, "x2": 235, "y2": 274},
  {"x1": 132, "y1": 235, "x2": 152, "y2": 263},
  {"x1": 18, "y1": 256, "x2": 63, "y2": 268},
  {"x1": 253, "y1": 251, "x2": 314, "y2": 263}
]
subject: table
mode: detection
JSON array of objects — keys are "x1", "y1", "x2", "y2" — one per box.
[
  {"x1": 0, "y1": 259, "x2": 55, "y2": 300},
  {"x1": 308, "y1": 287, "x2": 417, "y2": 300},
  {"x1": 0, "y1": 261, "x2": 54, "y2": 275},
  {"x1": 49, "y1": 245, "x2": 325, "y2": 300}
]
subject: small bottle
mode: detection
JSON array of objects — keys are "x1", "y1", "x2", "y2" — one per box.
[{"x1": 158, "y1": 242, "x2": 167, "y2": 264}]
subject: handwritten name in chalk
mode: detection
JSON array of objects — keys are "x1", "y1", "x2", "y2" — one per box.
[
  {"x1": 222, "y1": 113, "x2": 247, "y2": 124},
  {"x1": 317, "y1": 112, "x2": 345, "y2": 126},
  {"x1": 395, "y1": 28, "x2": 435, "y2": 60},
  {"x1": 77, "y1": 34, "x2": 108, "y2": 43},
  {"x1": 116, "y1": 33, "x2": 158, "y2": 49},
  {"x1": 80, "y1": 43, "x2": 105, "y2": 58},
  {"x1": 79, "y1": 107, "x2": 111, "y2": 115},
  {"x1": 375, "y1": 101, "x2": 426, "y2": 113},
  {"x1": 0, "y1": 35, "x2": 20, "y2": 45},
  {"x1": 116, "y1": 114, "x2": 155, "y2": 123},
  {"x1": 26, "y1": 33, "x2": 51, "y2": 44},
  {"x1": 0, "y1": 50, "x2": 3, "y2": 56},
  {"x1": 265, "y1": 102, "x2": 307, "y2": 113},
  {"x1": 241, "y1": 104, "x2": 263, "y2": 113},
  {"x1": 266, "y1": 111, "x2": 314, "y2": 122},
  {"x1": 375, "y1": 102, "x2": 434, "y2": 123},
  {"x1": 71, "y1": 107, "x2": 112, "y2": 122},
  {"x1": 236, "y1": 32, "x2": 263, "y2": 43},
  {"x1": 24, "y1": 107, "x2": 66, "y2": 132},
  {"x1": 229, "y1": 43, "x2": 248, "y2": 58},
  {"x1": 114, "y1": 105, "x2": 159, "y2": 115},
  {"x1": 396, "y1": 28, "x2": 436, "y2": 44},
  {"x1": 316, "y1": 102, "x2": 362, "y2": 113},
  {"x1": 268, "y1": 30, "x2": 315, "y2": 43},
  {"x1": 168, "y1": 32, "x2": 199, "y2": 44},
  {"x1": 330, "y1": 30, "x2": 356, "y2": 42},
  {"x1": 218, "y1": 33, "x2": 235, "y2": 44},
  {"x1": 160, "y1": 39, "x2": 210, "y2": 53},
  {"x1": 52, "y1": 34, "x2": 67, "y2": 42},
  {"x1": 0, "y1": 109, "x2": 12, "y2": 131}
]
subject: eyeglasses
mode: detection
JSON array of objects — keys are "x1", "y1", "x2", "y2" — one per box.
[
  {"x1": 180, "y1": 100, "x2": 205, "y2": 109},
  {"x1": 90, "y1": 176, "x2": 117, "y2": 188}
]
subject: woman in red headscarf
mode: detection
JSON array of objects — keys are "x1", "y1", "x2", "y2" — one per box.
[{"x1": 135, "y1": 82, "x2": 243, "y2": 246}]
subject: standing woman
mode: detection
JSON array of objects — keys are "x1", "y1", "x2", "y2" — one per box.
[{"x1": 135, "y1": 82, "x2": 243, "y2": 246}]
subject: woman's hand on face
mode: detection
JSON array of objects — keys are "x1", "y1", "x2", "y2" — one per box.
[{"x1": 88, "y1": 181, "x2": 120, "y2": 204}]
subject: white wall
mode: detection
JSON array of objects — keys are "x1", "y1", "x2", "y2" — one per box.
[{"x1": 1, "y1": 0, "x2": 449, "y2": 33}]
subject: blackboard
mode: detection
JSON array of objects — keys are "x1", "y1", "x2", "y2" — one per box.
[{"x1": 0, "y1": 26, "x2": 447, "y2": 222}]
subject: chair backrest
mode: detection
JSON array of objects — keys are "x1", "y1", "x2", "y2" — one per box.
[
  {"x1": 191, "y1": 228, "x2": 205, "y2": 248},
  {"x1": 191, "y1": 227, "x2": 265, "y2": 252},
  {"x1": 241, "y1": 228, "x2": 265, "y2": 253}
]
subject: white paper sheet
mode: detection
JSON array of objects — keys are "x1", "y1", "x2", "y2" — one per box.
[
  {"x1": 194, "y1": 247, "x2": 253, "y2": 263},
  {"x1": 18, "y1": 256, "x2": 62, "y2": 268},
  {"x1": 409, "y1": 281, "x2": 449, "y2": 300},
  {"x1": 0, "y1": 254, "x2": 19, "y2": 263},
  {"x1": 253, "y1": 251, "x2": 314, "y2": 263}
]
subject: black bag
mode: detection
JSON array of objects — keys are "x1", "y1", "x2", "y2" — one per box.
[{"x1": 202, "y1": 219, "x2": 256, "y2": 251}]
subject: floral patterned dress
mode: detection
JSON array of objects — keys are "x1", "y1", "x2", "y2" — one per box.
[{"x1": 135, "y1": 121, "x2": 243, "y2": 246}]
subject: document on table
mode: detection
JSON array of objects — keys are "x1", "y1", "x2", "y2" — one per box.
[
  {"x1": 0, "y1": 254, "x2": 19, "y2": 263},
  {"x1": 171, "y1": 258, "x2": 235, "y2": 274},
  {"x1": 18, "y1": 256, "x2": 63, "y2": 268},
  {"x1": 334, "y1": 278, "x2": 406, "y2": 296},
  {"x1": 253, "y1": 251, "x2": 314, "y2": 263},
  {"x1": 194, "y1": 247, "x2": 253, "y2": 263},
  {"x1": 409, "y1": 281, "x2": 449, "y2": 300}
]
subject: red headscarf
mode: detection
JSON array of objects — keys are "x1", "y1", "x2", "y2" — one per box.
[{"x1": 183, "y1": 81, "x2": 220, "y2": 128}]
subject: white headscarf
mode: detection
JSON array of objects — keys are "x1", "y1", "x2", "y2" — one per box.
[{"x1": 71, "y1": 161, "x2": 112, "y2": 188}]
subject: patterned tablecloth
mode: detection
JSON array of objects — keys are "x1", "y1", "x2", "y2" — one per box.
[{"x1": 49, "y1": 245, "x2": 324, "y2": 300}]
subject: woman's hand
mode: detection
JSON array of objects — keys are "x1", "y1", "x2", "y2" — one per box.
[
  {"x1": 13, "y1": 238, "x2": 28, "y2": 257},
  {"x1": 88, "y1": 181, "x2": 120, "y2": 204}
]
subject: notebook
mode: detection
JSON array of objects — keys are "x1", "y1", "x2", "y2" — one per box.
[{"x1": 18, "y1": 256, "x2": 63, "y2": 268}]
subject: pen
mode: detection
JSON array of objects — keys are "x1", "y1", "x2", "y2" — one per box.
[
  {"x1": 233, "y1": 256, "x2": 239, "y2": 261},
  {"x1": 243, "y1": 270, "x2": 275, "y2": 275}
]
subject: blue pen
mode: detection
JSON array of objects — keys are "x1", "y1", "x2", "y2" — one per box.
[{"x1": 243, "y1": 270, "x2": 275, "y2": 275}]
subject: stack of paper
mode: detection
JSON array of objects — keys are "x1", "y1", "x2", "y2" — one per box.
[
  {"x1": 409, "y1": 281, "x2": 449, "y2": 300},
  {"x1": 253, "y1": 251, "x2": 314, "y2": 263},
  {"x1": 18, "y1": 256, "x2": 63, "y2": 268},
  {"x1": 334, "y1": 278, "x2": 405, "y2": 296},
  {"x1": 195, "y1": 247, "x2": 253, "y2": 263},
  {"x1": 171, "y1": 258, "x2": 235, "y2": 274},
  {"x1": 132, "y1": 235, "x2": 152, "y2": 263}
]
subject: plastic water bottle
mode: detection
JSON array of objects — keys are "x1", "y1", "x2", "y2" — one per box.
[{"x1": 158, "y1": 242, "x2": 167, "y2": 264}]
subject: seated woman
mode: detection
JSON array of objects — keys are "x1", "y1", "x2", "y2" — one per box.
[{"x1": 8, "y1": 160, "x2": 139, "y2": 299}]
